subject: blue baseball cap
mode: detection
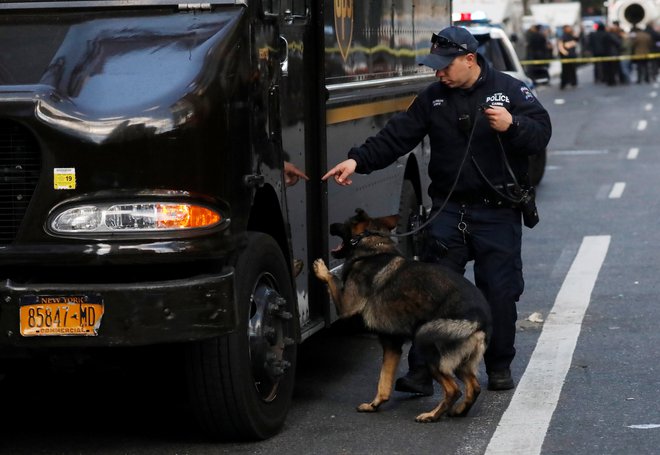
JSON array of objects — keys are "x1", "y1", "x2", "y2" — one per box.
[{"x1": 418, "y1": 26, "x2": 479, "y2": 71}]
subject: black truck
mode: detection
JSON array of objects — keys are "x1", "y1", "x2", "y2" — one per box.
[{"x1": 0, "y1": 0, "x2": 457, "y2": 440}]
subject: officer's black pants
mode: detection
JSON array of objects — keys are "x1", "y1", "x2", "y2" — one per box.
[{"x1": 407, "y1": 202, "x2": 524, "y2": 374}]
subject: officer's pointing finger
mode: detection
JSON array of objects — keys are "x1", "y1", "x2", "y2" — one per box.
[{"x1": 321, "y1": 167, "x2": 338, "y2": 181}]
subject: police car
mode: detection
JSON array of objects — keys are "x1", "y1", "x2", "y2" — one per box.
[{"x1": 455, "y1": 13, "x2": 547, "y2": 185}]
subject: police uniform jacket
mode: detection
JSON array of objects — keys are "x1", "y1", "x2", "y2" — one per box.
[{"x1": 347, "y1": 55, "x2": 552, "y2": 203}]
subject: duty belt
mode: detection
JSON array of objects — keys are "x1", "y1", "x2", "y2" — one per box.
[{"x1": 434, "y1": 193, "x2": 519, "y2": 209}]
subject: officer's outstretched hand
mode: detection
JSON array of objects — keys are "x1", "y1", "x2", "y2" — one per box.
[
  {"x1": 322, "y1": 159, "x2": 357, "y2": 186},
  {"x1": 482, "y1": 105, "x2": 514, "y2": 133}
]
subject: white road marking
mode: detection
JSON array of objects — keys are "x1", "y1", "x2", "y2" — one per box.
[
  {"x1": 644, "y1": 103, "x2": 653, "y2": 111},
  {"x1": 485, "y1": 235, "x2": 611, "y2": 455},
  {"x1": 637, "y1": 120, "x2": 648, "y2": 131},
  {"x1": 550, "y1": 150, "x2": 608, "y2": 156},
  {"x1": 609, "y1": 182, "x2": 626, "y2": 199},
  {"x1": 627, "y1": 147, "x2": 639, "y2": 160},
  {"x1": 650, "y1": 91, "x2": 657, "y2": 98},
  {"x1": 554, "y1": 99, "x2": 566, "y2": 105}
]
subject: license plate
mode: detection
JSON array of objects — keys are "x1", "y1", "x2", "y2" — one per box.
[{"x1": 19, "y1": 295, "x2": 104, "y2": 337}]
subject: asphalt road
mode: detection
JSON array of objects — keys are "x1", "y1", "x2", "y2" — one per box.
[{"x1": 1, "y1": 66, "x2": 659, "y2": 455}]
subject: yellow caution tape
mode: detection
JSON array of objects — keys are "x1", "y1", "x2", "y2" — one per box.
[{"x1": 520, "y1": 52, "x2": 660, "y2": 65}]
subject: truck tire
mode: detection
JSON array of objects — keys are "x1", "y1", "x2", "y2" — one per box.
[
  {"x1": 396, "y1": 180, "x2": 419, "y2": 259},
  {"x1": 186, "y1": 232, "x2": 297, "y2": 441}
]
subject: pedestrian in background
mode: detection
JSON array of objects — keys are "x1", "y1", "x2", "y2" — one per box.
[
  {"x1": 557, "y1": 24, "x2": 579, "y2": 89},
  {"x1": 631, "y1": 25, "x2": 654, "y2": 83},
  {"x1": 589, "y1": 22, "x2": 607, "y2": 83},
  {"x1": 603, "y1": 24, "x2": 623, "y2": 85},
  {"x1": 612, "y1": 21, "x2": 631, "y2": 84},
  {"x1": 525, "y1": 24, "x2": 551, "y2": 82},
  {"x1": 646, "y1": 22, "x2": 660, "y2": 81}
]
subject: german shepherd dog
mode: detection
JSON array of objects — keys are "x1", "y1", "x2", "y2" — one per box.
[{"x1": 313, "y1": 209, "x2": 492, "y2": 422}]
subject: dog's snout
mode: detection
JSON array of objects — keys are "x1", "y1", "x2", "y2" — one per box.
[{"x1": 329, "y1": 223, "x2": 344, "y2": 236}]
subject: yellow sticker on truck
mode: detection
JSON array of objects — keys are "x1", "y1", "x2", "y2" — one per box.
[{"x1": 54, "y1": 167, "x2": 76, "y2": 190}]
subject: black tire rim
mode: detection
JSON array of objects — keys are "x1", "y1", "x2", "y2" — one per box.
[{"x1": 248, "y1": 272, "x2": 294, "y2": 402}]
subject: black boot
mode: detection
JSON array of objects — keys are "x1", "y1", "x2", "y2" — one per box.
[
  {"x1": 487, "y1": 368, "x2": 515, "y2": 391},
  {"x1": 394, "y1": 368, "x2": 433, "y2": 396}
]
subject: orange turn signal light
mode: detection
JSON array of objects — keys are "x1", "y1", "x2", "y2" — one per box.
[{"x1": 156, "y1": 204, "x2": 222, "y2": 229}]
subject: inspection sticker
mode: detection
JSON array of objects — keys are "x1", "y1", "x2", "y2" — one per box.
[{"x1": 54, "y1": 168, "x2": 76, "y2": 190}]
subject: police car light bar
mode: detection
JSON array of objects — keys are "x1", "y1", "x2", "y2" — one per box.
[{"x1": 452, "y1": 11, "x2": 489, "y2": 23}]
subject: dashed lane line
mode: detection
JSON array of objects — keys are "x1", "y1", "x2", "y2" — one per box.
[
  {"x1": 549, "y1": 150, "x2": 608, "y2": 156},
  {"x1": 485, "y1": 235, "x2": 611, "y2": 455},
  {"x1": 609, "y1": 182, "x2": 626, "y2": 199}
]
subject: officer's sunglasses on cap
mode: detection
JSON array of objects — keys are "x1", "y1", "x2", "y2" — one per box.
[{"x1": 431, "y1": 33, "x2": 470, "y2": 53}]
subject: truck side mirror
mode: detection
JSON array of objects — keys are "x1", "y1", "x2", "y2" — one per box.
[{"x1": 279, "y1": 35, "x2": 289, "y2": 76}]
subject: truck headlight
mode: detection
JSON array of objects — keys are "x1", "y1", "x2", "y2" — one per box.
[{"x1": 50, "y1": 203, "x2": 223, "y2": 233}]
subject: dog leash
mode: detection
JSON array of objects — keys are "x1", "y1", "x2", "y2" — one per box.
[
  {"x1": 389, "y1": 108, "x2": 482, "y2": 239},
  {"x1": 471, "y1": 134, "x2": 526, "y2": 204}
]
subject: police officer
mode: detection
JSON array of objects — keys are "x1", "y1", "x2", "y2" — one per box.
[{"x1": 322, "y1": 26, "x2": 552, "y2": 392}]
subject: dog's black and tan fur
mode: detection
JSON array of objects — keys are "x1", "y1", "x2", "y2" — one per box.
[{"x1": 313, "y1": 209, "x2": 492, "y2": 422}]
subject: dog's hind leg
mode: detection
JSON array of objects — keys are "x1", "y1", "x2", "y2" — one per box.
[
  {"x1": 357, "y1": 337, "x2": 403, "y2": 412},
  {"x1": 415, "y1": 371, "x2": 461, "y2": 422},
  {"x1": 449, "y1": 369, "x2": 480, "y2": 417},
  {"x1": 450, "y1": 331, "x2": 487, "y2": 417}
]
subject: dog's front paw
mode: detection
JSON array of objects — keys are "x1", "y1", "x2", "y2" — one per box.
[
  {"x1": 356, "y1": 402, "x2": 378, "y2": 413},
  {"x1": 313, "y1": 258, "x2": 331, "y2": 281}
]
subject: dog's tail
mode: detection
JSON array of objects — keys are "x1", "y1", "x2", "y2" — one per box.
[{"x1": 414, "y1": 318, "x2": 484, "y2": 347}]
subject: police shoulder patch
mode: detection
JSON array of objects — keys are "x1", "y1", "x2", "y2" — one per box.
[{"x1": 520, "y1": 86, "x2": 535, "y2": 101}]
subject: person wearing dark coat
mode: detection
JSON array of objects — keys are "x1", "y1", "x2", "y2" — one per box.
[
  {"x1": 603, "y1": 25, "x2": 623, "y2": 85},
  {"x1": 558, "y1": 25, "x2": 579, "y2": 88},
  {"x1": 323, "y1": 26, "x2": 552, "y2": 392},
  {"x1": 589, "y1": 22, "x2": 607, "y2": 83},
  {"x1": 645, "y1": 24, "x2": 660, "y2": 80},
  {"x1": 526, "y1": 24, "x2": 551, "y2": 82}
]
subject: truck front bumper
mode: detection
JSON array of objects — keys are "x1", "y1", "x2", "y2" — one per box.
[{"x1": 0, "y1": 269, "x2": 236, "y2": 348}]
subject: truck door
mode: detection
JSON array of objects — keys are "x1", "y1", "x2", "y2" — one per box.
[{"x1": 278, "y1": 0, "x2": 323, "y2": 336}]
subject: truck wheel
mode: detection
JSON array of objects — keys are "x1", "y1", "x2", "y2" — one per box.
[
  {"x1": 528, "y1": 149, "x2": 547, "y2": 186},
  {"x1": 396, "y1": 180, "x2": 419, "y2": 259},
  {"x1": 186, "y1": 232, "x2": 297, "y2": 440}
]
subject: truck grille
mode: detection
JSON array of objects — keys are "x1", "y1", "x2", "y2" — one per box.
[{"x1": 0, "y1": 120, "x2": 41, "y2": 245}]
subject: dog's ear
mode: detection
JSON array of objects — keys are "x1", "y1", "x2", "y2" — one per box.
[
  {"x1": 374, "y1": 215, "x2": 400, "y2": 231},
  {"x1": 354, "y1": 208, "x2": 369, "y2": 221}
]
